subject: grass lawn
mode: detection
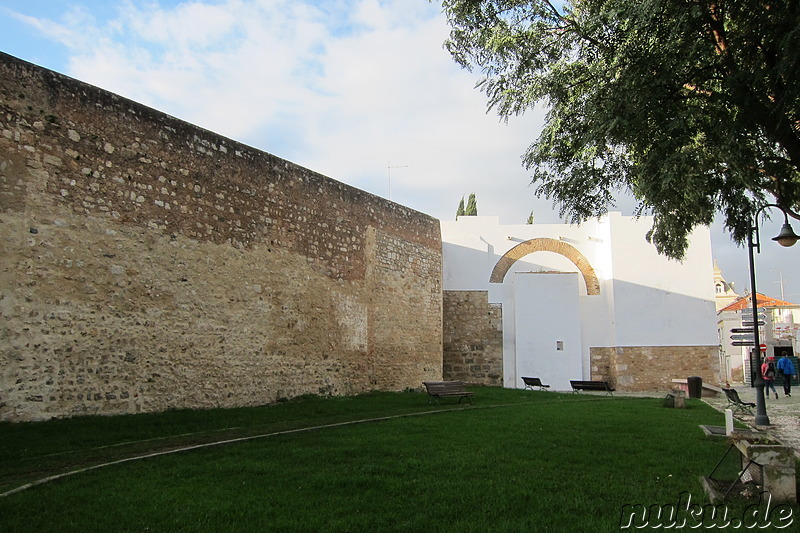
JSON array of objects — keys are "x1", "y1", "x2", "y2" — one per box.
[{"x1": 0, "y1": 388, "x2": 797, "y2": 532}]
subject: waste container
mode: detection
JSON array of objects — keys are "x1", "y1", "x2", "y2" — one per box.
[{"x1": 687, "y1": 376, "x2": 703, "y2": 399}]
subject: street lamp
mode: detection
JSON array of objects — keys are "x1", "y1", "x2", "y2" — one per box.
[{"x1": 747, "y1": 204, "x2": 799, "y2": 426}]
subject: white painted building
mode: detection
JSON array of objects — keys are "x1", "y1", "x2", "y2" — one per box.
[
  {"x1": 441, "y1": 213, "x2": 719, "y2": 391},
  {"x1": 713, "y1": 260, "x2": 740, "y2": 311},
  {"x1": 717, "y1": 293, "x2": 800, "y2": 384}
]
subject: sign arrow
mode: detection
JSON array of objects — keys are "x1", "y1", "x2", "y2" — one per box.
[
  {"x1": 732, "y1": 341, "x2": 756, "y2": 346},
  {"x1": 731, "y1": 327, "x2": 754, "y2": 333},
  {"x1": 742, "y1": 321, "x2": 765, "y2": 327}
]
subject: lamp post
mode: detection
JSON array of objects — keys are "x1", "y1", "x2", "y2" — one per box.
[{"x1": 746, "y1": 204, "x2": 799, "y2": 426}]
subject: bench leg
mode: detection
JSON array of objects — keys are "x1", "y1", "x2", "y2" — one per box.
[{"x1": 729, "y1": 403, "x2": 753, "y2": 417}]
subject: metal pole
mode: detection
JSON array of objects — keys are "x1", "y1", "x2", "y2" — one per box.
[{"x1": 747, "y1": 219, "x2": 769, "y2": 426}]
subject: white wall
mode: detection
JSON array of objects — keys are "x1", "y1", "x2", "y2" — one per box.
[
  {"x1": 441, "y1": 213, "x2": 718, "y2": 389},
  {"x1": 607, "y1": 213, "x2": 718, "y2": 346},
  {"x1": 513, "y1": 272, "x2": 582, "y2": 391},
  {"x1": 442, "y1": 216, "x2": 611, "y2": 293},
  {"x1": 441, "y1": 216, "x2": 501, "y2": 291}
]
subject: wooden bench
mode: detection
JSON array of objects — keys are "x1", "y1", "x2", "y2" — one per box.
[
  {"x1": 570, "y1": 380, "x2": 615, "y2": 395},
  {"x1": 521, "y1": 377, "x2": 550, "y2": 391},
  {"x1": 423, "y1": 381, "x2": 474, "y2": 404},
  {"x1": 722, "y1": 388, "x2": 755, "y2": 416}
]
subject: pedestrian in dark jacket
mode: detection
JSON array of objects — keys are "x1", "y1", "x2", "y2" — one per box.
[{"x1": 777, "y1": 351, "x2": 796, "y2": 397}]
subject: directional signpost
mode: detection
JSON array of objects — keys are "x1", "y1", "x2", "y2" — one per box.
[{"x1": 732, "y1": 310, "x2": 767, "y2": 348}]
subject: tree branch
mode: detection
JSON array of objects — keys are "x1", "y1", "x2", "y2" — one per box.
[
  {"x1": 540, "y1": 0, "x2": 609, "y2": 51},
  {"x1": 707, "y1": 1, "x2": 728, "y2": 55}
]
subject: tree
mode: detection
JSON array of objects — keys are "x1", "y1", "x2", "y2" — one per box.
[
  {"x1": 465, "y1": 192, "x2": 478, "y2": 215},
  {"x1": 527, "y1": 210, "x2": 534, "y2": 225},
  {"x1": 441, "y1": 0, "x2": 800, "y2": 258},
  {"x1": 456, "y1": 196, "x2": 466, "y2": 218}
]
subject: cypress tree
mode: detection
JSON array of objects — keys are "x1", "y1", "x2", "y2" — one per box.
[
  {"x1": 465, "y1": 193, "x2": 477, "y2": 216},
  {"x1": 456, "y1": 196, "x2": 465, "y2": 218}
]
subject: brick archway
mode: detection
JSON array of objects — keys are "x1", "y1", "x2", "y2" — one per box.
[{"x1": 489, "y1": 238, "x2": 600, "y2": 295}]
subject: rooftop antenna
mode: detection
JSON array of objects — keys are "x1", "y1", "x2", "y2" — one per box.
[
  {"x1": 387, "y1": 158, "x2": 407, "y2": 201},
  {"x1": 773, "y1": 270, "x2": 787, "y2": 300}
]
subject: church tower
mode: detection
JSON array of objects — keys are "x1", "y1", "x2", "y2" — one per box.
[{"x1": 713, "y1": 260, "x2": 739, "y2": 311}]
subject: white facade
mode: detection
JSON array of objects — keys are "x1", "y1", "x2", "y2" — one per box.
[
  {"x1": 441, "y1": 213, "x2": 718, "y2": 390},
  {"x1": 713, "y1": 261, "x2": 739, "y2": 311},
  {"x1": 717, "y1": 295, "x2": 800, "y2": 384}
]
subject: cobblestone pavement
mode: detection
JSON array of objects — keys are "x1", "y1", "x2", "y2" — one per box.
[{"x1": 702, "y1": 384, "x2": 800, "y2": 457}]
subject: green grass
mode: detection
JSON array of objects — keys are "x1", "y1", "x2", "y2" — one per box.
[{"x1": 0, "y1": 388, "x2": 796, "y2": 532}]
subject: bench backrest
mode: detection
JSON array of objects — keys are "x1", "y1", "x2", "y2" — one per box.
[
  {"x1": 723, "y1": 388, "x2": 742, "y2": 403},
  {"x1": 423, "y1": 381, "x2": 467, "y2": 394},
  {"x1": 571, "y1": 380, "x2": 611, "y2": 390},
  {"x1": 522, "y1": 377, "x2": 543, "y2": 386}
]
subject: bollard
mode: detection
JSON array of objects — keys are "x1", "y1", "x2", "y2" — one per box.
[{"x1": 725, "y1": 409, "x2": 734, "y2": 435}]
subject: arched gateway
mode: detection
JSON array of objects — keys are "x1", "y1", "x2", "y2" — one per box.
[{"x1": 489, "y1": 238, "x2": 600, "y2": 295}]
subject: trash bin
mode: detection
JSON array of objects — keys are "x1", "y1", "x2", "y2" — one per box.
[{"x1": 687, "y1": 376, "x2": 703, "y2": 399}]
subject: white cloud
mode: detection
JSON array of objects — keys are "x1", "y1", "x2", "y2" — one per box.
[
  {"x1": 18, "y1": 1, "x2": 546, "y2": 215},
  {"x1": 121, "y1": 1, "x2": 241, "y2": 49}
]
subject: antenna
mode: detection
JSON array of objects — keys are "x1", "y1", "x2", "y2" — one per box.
[
  {"x1": 773, "y1": 270, "x2": 787, "y2": 300},
  {"x1": 387, "y1": 158, "x2": 407, "y2": 201}
]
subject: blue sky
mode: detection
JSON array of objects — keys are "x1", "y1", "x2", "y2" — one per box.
[{"x1": 1, "y1": 0, "x2": 798, "y2": 301}]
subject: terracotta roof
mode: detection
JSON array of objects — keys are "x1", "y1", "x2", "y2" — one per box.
[{"x1": 719, "y1": 293, "x2": 799, "y2": 312}]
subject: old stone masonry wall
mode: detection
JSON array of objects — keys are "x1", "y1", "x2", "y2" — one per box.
[{"x1": 0, "y1": 52, "x2": 443, "y2": 421}]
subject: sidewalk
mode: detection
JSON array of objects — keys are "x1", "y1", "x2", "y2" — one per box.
[{"x1": 703, "y1": 384, "x2": 800, "y2": 456}]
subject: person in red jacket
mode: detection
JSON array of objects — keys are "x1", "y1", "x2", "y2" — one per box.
[{"x1": 762, "y1": 356, "x2": 779, "y2": 400}]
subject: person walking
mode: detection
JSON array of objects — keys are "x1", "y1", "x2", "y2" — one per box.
[
  {"x1": 777, "y1": 351, "x2": 796, "y2": 397},
  {"x1": 762, "y1": 356, "x2": 779, "y2": 400}
]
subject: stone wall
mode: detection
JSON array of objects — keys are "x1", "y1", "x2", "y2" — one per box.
[
  {"x1": 442, "y1": 291, "x2": 502, "y2": 385},
  {"x1": 590, "y1": 346, "x2": 720, "y2": 391},
  {"x1": 0, "y1": 52, "x2": 443, "y2": 421}
]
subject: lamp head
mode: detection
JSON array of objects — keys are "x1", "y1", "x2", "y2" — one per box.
[{"x1": 772, "y1": 222, "x2": 799, "y2": 247}]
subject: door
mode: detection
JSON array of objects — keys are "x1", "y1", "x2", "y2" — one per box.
[{"x1": 513, "y1": 272, "x2": 582, "y2": 391}]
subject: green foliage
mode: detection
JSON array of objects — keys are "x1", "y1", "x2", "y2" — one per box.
[
  {"x1": 527, "y1": 210, "x2": 534, "y2": 224},
  {"x1": 456, "y1": 195, "x2": 466, "y2": 218},
  {"x1": 441, "y1": 0, "x2": 800, "y2": 258},
  {"x1": 465, "y1": 192, "x2": 478, "y2": 215},
  {"x1": 457, "y1": 193, "x2": 478, "y2": 216}
]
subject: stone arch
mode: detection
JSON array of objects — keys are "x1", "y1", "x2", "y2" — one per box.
[{"x1": 489, "y1": 238, "x2": 600, "y2": 295}]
